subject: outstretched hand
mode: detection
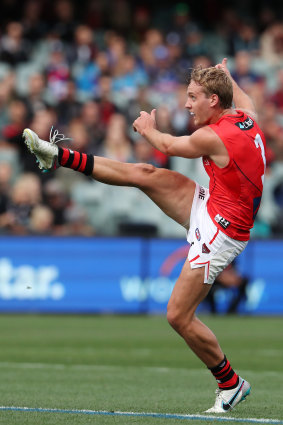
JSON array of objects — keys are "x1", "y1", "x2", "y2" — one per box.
[
  {"x1": 215, "y1": 58, "x2": 231, "y2": 78},
  {"x1": 133, "y1": 109, "x2": 157, "y2": 135}
]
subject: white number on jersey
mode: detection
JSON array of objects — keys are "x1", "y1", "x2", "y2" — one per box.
[{"x1": 254, "y1": 133, "x2": 266, "y2": 185}]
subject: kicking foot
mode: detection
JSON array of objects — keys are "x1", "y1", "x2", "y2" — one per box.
[{"x1": 23, "y1": 127, "x2": 69, "y2": 171}]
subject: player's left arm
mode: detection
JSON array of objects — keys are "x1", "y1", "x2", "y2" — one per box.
[{"x1": 215, "y1": 58, "x2": 258, "y2": 121}]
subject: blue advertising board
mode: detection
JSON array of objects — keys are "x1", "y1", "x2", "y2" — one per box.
[{"x1": 0, "y1": 236, "x2": 282, "y2": 314}]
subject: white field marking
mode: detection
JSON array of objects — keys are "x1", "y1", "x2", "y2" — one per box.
[
  {"x1": 258, "y1": 349, "x2": 283, "y2": 357},
  {"x1": 0, "y1": 406, "x2": 283, "y2": 424},
  {"x1": 0, "y1": 362, "x2": 282, "y2": 377},
  {"x1": 0, "y1": 362, "x2": 66, "y2": 370},
  {"x1": 0, "y1": 361, "x2": 196, "y2": 373}
]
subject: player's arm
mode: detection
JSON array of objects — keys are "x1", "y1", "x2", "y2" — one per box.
[
  {"x1": 133, "y1": 111, "x2": 220, "y2": 158},
  {"x1": 216, "y1": 58, "x2": 258, "y2": 120}
]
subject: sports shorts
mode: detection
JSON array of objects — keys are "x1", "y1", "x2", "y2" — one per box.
[{"x1": 186, "y1": 183, "x2": 248, "y2": 284}]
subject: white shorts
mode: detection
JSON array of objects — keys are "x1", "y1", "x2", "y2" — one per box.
[{"x1": 187, "y1": 184, "x2": 248, "y2": 284}]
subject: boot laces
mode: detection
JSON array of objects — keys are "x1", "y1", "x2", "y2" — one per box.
[
  {"x1": 49, "y1": 126, "x2": 72, "y2": 145},
  {"x1": 215, "y1": 388, "x2": 233, "y2": 409}
]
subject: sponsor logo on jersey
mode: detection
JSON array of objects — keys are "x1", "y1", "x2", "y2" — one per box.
[
  {"x1": 198, "y1": 186, "x2": 206, "y2": 200},
  {"x1": 195, "y1": 228, "x2": 201, "y2": 241},
  {"x1": 202, "y1": 243, "x2": 210, "y2": 254},
  {"x1": 215, "y1": 213, "x2": 231, "y2": 229},
  {"x1": 235, "y1": 116, "x2": 254, "y2": 131},
  {"x1": 203, "y1": 158, "x2": 210, "y2": 166}
]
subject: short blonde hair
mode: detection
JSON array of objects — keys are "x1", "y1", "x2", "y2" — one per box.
[{"x1": 189, "y1": 67, "x2": 233, "y2": 109}]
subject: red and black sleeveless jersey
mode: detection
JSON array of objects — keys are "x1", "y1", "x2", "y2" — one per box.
[{"x1": 203, "y1": 110, "x2": 266, "y2": 241}]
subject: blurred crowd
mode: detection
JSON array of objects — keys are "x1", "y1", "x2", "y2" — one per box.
[{"x1": 1, "y1": 0, "x2": 283, "y2": 237}]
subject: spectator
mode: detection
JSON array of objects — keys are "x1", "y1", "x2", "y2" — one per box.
[
  {"x1": 105, "y1": 32, "x2": 127, "y2": 68},
  {"x1": 205, "y1": 262, "x2": 249, "y2": 315},
  {"x1": 22, "y1": 0, "x2": 47, "y2": 42},
  {"x1": 107, "y1": 0, "x2": 131, "y2": 33},
  {"x1": 45, "y1": 40, "x2": 70, "y2": 104},
  {"x1": 1, "y1": 98, "x2": 31, "y2": 171},
  {"x1": 231, "y1": 51, "x2": 263, "y2": 91},
  {"x1": 28, "y1": 109, "x2": 58, "y2": 142},
  {"x1": 1, "y1": 173, "x2": 41, "y2": 235},
  {"x1": 43, "y1": 179, "x2": 69, "y2": 234},
  {"x1": 70, "y1": 24, "x2": 97, "y2": 65},
  {"x1": 230, "y1": 20, "x2": 260, "y2": 56},
  {"x1": 126, "y1": 86, "x2": 153, "y2": 128},
  {"x1": 0, "y1": 22, "x2": 30, "y2": 66},
  {"x1": 98, "y1": 113, "x2": 134, "y2": 162},
  {"x1": 64, "y1": 204, "x2": 95, "y2": 236},
  {"x1": 68, "y1": 118, "x2": 91, "y2": 153},
  {"x1": 0, "y1": 74, "x2": 14, "y2": 131},
  {"x1": 74, "y1": 51, "x2": 110, "y2": 100},
  {"x1": 79, "y1": 100, "x2": 105, "y2": 154},
  {"x1": 25, "y1": 72, "x2": 49, "y2": 119},
  {"x1": 151, "y1": 44, "x2": 179, "y2": 96},
  {"x1": 56, "y1": 79, "x2": 81, "y2": 128},
  {"x1": 133, "y1": 136, "x2": 160, "y2": 167},
  {"x1": 112, "y1": 54, "x2": 148, "y2": 109},
  {"x1": 269, "y1": 69, "x2": 283, "y2": 115},
  {"x1": 185, "y1": 26, "x2": 208, "y2": 59},
  {"x1": 51, "y1": 0, "x2": 77, "y2": 43},
  {"x1": 96, "y1": 73, "x2": 117, "y2": 126},
  {"x1": 29, "y1": 204, "x2": 54, "y2": 235},
  {"x1": 171, "y1": 83, "x2": 192, "y2": 136},
  {"x1": 0, "y1": 161, "x2": 13, "y2": 232},
  {"x1": 260, "y1": 22, "x2": 283, "y2": 66},
  {"x1": 131, "y1": 6, "x2": 151, "y2": 43},
  {"x1": 269, "y1": 128, "x2": 283, "y2": 163},
  {"x1": 2, "y1": 98, "x2": 28, "y2": 142}
]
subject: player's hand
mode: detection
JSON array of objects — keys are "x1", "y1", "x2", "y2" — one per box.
[
  {"x1": 133, "y1": 109, "x2": 157, "y2": 135},
  {"x1": 215, "y1": 58, "x2": 231, "y2": 78}
]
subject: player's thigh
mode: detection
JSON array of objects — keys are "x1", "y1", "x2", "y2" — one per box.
[
  {"x1": 133, "y1": 164, "x2": 196, "y2": 226},
  {"x1": 167, "y1": 259, "x2": 210, "y2": 322}
]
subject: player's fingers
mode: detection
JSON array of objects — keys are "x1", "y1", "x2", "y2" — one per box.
[
  {"x1": 151, "y1": 108, "x2": 156, "y2": 120},
  {"x1": 222, "y1": 58, "x2": 228, "y2": 67}
]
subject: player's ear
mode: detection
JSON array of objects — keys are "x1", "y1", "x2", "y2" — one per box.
[{"x1": 210, "y1": 94, "x2": 219, "y2": 107}]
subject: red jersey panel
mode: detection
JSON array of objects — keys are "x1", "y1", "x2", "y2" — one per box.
[{"x1": 203, "y1": 111, "x2": 266, "y2": 241}]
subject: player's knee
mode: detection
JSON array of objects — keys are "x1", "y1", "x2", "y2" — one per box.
[
  {"x1": 167, "y1": 303, "x2": 195, "y2": 337},
  {"x1": 132, "y1": 163, "x2": 157, "y2": 188},
  {"x1": 167, "y1": 306, "x2": 186, "y2": 334}
]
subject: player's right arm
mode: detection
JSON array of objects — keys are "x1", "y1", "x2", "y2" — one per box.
[
  {"x1": 216, "y1": 58, "x2": 258, "y2": 120},
  {"x1": 133, "y1": 115, "x2": 228, "y2": 164}
]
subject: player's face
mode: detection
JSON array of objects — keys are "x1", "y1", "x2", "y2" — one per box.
[{"x1": 185, "y1": 81, "x2": 214, "y2": 126}]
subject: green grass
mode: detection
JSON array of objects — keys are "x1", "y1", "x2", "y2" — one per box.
[{"x1": 0, "y1": 314, "x2": 282, "y2": 425}]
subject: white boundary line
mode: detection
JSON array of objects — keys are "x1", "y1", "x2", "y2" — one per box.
[
  {"x1": 0, "y1": 406, "x2": 282, "y2": 424},
  {"x1": 1, "y1": 362, "x2": 282, "y2": 423}
]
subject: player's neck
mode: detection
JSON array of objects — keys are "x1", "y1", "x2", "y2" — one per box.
[{"x1": 210, "y1": 108, "x2": 234, "y2": 124}]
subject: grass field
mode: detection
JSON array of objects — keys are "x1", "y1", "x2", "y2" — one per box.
[{"x1": 0, "y1": 314, "x2": 282, "y2": 425}]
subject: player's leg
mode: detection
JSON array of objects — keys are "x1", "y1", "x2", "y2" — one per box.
[
  {"x1": 23, "y1": 128, "x2": 196, "y2": 227},
  {"x1": 92, "y1": 156, "x2": 196, "y2": 227},
  {"x1": 167, "y1": 259, "x2": 223, "y2": 366},
  {"x1": 167, "y1": 260, "x2": 251, "y2": 413}
]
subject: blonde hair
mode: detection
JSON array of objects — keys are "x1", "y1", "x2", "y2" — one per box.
[{"x1": 189, "y1": 67, "x2": 233, "y2": 109}]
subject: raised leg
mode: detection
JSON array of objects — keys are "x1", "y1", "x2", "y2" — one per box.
[{"x1": 92, "y1": 157, "x2": 196, "y2": 227}]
